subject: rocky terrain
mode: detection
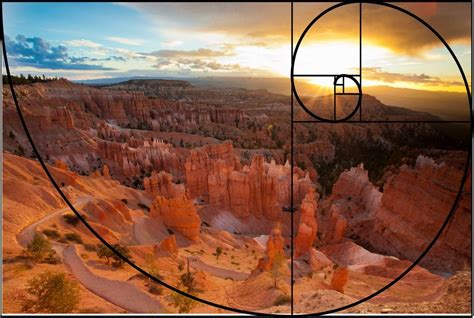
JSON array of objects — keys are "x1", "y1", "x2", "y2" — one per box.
[{"x1": 2, "y1": 78, "x2": 471, "y2": 314}]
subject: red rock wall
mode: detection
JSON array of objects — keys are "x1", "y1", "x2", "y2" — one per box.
[{"x1": 326, "y1": 154, "x2": 471, "y2": 272}]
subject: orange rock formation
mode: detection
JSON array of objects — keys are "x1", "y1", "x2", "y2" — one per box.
[
  {"x1": 143, "y1": 171, "x2": 184, "y2": 199},
  {"x1": 185, "y1": 142, "x2": 313, "y2": 221},
  {"x1": 328, "y1": 155, "x2": 471, "y2": 272},
  {"x1": 149, "y1": 194, "x2": 201, "y2": 241},
  {"x1": 154, "y1": 234, "x2": 178, "y2": 257},
  {"x1": 254, "y1": 223, "x2": 286, "y2": 273},
  {"x1": 330, "y1": 267, "x2": 349, "y2": 293},
  {"x1": 295, "y1": 187, "x2": 318, "y2": 258}
]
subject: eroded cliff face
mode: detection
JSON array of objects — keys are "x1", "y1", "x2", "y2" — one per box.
[
  {"x1": 185, "y1": 142, "x2": 314, "y2": 221},
  {"x1": 371, "y1": 154, "x2": 471, "y2": 273},
  {"x1": 149, "y1": 193, "x2": 201, "y2": 241},
  {"x1": 331, "y1": 163, "x2": 382, "y2": 216},
  {"x1": 143, "y1": 171, "x2": 185, "y2": 198},
  {"x1": 185, "y1": 142, "x2": 240, "y2": 201},
  {"x1": 81, "y1": 199, "x2": 133, "y2": 234},
  {"x1": 324, "y1": 154, "x2": 471, "y2": 273},
  {"x1": 97, "y1": 138, "x2": 180, "y2": 182},
  {"x1": 319, "y1": 164, "x2": 381, "y2": 246}
]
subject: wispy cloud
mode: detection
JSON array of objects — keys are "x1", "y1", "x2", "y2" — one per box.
[
  {"x1": 146, "y1": 46, "x2": 240, "y2": 73},
  {"x1": 106, "y1": 36, "x2": 143, "y2": 46},
  {"x1": 5, "y1": 34, "x2": 114, "y2": 70},
  {"x1": 363, "y1": 67, "x2": 463, "y2": 87},
  {"x1": 155, "y1": 58, "x2": 241, "y2": 72},
  {"x1": 147, "y1": 47, "x2": 233, "y2": 58},
  {"x1": 65, "y1": 39, "x2": 103, "y2": 48},
  {"x1": 161, "y1": 40, "x2": 183, "y2": 48}
]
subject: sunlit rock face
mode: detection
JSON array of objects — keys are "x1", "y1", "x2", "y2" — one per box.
[
  {"x1": 149, "y1": 193, "x2": 201, "y2": 241},
  {"x1": 154, "y1": 234, "x2": 178, "y2": 257},
  {"x1": 143, "y1": 171, "x2": 184, "y2": 199},
  {"x1": 295, "y1": 187, "x2": 318, "y2": 258},
  {"x1": 185, "y1": 142, "x2": 314, "y2": 221},
  {"x1": 98, "y1": 138, "x2": 180, "y2": 181},
  {"x1": 330, "y1": 267, "x2": 349, "y2": 293},
  {"x1": 325, "y1": 154, "x2": 471, "y2": 273},
  {"x1": 185, "y1": 141, "x2": 240, "y2": 201},
  {"x1": 331, "y1": 163, "x2": 382, "y2": 216},
  {"x1": 253, "y1": 223, "x2": 286, "y2": 273},
  {"x1": 371, "y1": 154, "x2": 471, "y2": 272}
]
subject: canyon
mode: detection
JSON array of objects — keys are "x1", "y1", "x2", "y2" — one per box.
[{"x1": 2, "y1": 78, "x2": 470, "y2": 314}]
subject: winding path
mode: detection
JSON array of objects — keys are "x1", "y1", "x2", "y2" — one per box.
[
  {"x1": 16, "y1": 198, "x2": 168, "y2": 313},
  {"x1": 16, "y1": 197, "x2": 89, "y2": 248},
  {"x1": 62, "y1": 245, "x2": 166, "y2": 313},
  {"x1": 188, "y1": 256, "x2": 250, "y2": 281}
]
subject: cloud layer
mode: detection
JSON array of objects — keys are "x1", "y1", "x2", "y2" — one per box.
[
  {"x1": 363, "y1": 67, "x2": 463, "y2": 87},
  {"x1": 124, "y1": 2, "x2": 470, "y2": 56},
  {"x1": 6, "y1": 35, "x2": 114, "y2": 70}
]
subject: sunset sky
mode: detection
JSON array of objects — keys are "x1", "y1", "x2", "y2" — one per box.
[{"x1": 3, "y1": 2, "x2": 471, "y2": 92}]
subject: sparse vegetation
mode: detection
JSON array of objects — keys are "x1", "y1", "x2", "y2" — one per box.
[
  {"x1": 26, "y1": 233, "x2": 56, "y2": 263},
  {"x1": 170, "y1": 292, "x2": 195, "y2": 313},
  {"x1": 83, "y1": 244, "x2": 97, "y2": 252},
  {"x1": 44, "y1": 252, "x2": 61, "y2": 264},
  {"x1": 179, "y1": 262, "x2": 198, "y2": 294},
  {"x1": 21, "y1": 271, "x2": 80, "y2": 313},
  {"x1": 171, "y1": 259, "x2": 199, "y2": 313},
  {"x1": 96, "y1": 243, "x2": 132, "y2": 268},
  {"x1": 177, "y1": 261, "x2": 184, "y2": 272},
  {"x1": 42, "y1": 229, "x2": 61, "y2": 240},
  {"x1": 58, "y1": 237, "x2": 68, "y2": 244},
  {"x1": 64, "y1": 232, "x2": 83, "y2": 244},
  {"x1": 3, "y1": 74, "x2": 63, "y2": 85},
  {"x1": 96, "y1": 244, "x2": 114, "y2": 264},
  {"x1": 213, "y1": 246, "x2": 223, "y2": 260},
  {"x1": 270, "y1": 251, "x2": 286, "y2": 289},
  {"x1": 63, "y1": 214, "x2": 80, "y2": 227},
  {"x1": 144, "y1": 252, "x2": 163, "y2": 295},
  {"x1": 274, "y1": 294, "x2": 291, "y2": 306}
]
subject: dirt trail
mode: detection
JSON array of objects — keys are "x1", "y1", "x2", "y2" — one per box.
[
  {"x1": 62, "y1": 245, "x2": 167, "y2": 313},
  {"x1": 16, "y1": 198, "x2": 168, "y2": 313},
  {"x1": 17, "y1": 197, "x2": 89, "y2": 248},
  {"x1": 188, "y1": 256, "x2": 250, "y2": 281}
]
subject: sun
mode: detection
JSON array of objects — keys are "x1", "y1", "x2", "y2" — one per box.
[
  {"x1": 294, "y1": 40, "x2": 360, "y2": 76},
  {"x1": 293, "y1": 40, "x2": 392, "y2": 88}
]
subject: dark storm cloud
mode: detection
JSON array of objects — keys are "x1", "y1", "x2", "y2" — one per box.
[{"x1": 5, "y1": 34, "x2": 115, "y2": 70}]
